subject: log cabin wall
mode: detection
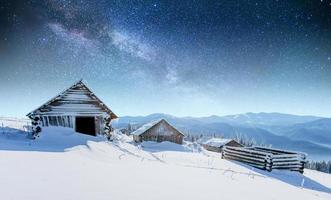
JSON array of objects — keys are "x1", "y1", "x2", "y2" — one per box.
[
  {"x1": 40, "y1": 116, "x2": 74, "y2": 128},
  {"x1": 95, "y1": 116, "x2": 104, "y2": 135},
  {"x1": 39, "y1": 115, "x2": 105, "y2": 135}
]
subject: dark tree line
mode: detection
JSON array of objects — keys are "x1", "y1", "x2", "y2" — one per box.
[{"x1": 305, "y1": 160, "x2": 331, "y2": 174}]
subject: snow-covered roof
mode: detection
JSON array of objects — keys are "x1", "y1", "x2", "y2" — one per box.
[
  {"x1": 131, "y1": 119, "x2": 184, "y2": 136},
  {"x1": 26, "y1": 80, "x2": 118, "y2": 119},
  {"x1": 201, "y1": 138, "x2": 235, "y2": 148},
  {"x1": 131, "y1": 119, "x2": 164, "y2": 136}
]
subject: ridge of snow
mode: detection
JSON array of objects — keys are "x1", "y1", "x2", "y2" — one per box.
[
  {"x1": 200, "y1": 137, "x2": 233, "y2": 147},
  {"x1": 0, "y1": 125, "x2": 330, "y2": 200}
]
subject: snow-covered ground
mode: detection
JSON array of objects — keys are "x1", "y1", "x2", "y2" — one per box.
[
  {"x1": 0, "y1": 117, "x2": 30, "y2": 131},
  {"x1": 0, "y1": 123, "x2": 330, "y2": 200}
]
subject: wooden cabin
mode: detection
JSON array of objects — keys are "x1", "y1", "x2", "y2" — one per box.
[
  {"x1": 132, "y1": 119, "x2": 184, "y2": 144},
  {"x1": 26, "y1": 80, "x2": 118, "y2": 138},
  {"x1": 200, "y1": 138, "x2": 243, "y2": 153}
]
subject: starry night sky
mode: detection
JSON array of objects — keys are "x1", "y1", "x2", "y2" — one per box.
[{"x1": 0, "y1": 0, "x2": 331, "y2": 117}]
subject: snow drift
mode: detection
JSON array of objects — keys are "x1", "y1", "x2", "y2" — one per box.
[{"x1": 0, "y1": 124, "x2": 330, "y2": 200}]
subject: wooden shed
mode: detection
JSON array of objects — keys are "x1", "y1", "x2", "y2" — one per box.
[
  {"x1": 26, "y1": 80, "x2": 118, "y2": 138},
  {"x1": 132, "y1": 119, "x2": 184, "y2": 144},
  {"x1": 200, "y1": 138, "x2": 243, "y2": 153}
]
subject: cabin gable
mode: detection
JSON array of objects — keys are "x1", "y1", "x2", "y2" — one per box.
[
  {"x1": 27, "y1": 80, "x2": 117, "y2": 118},
  {"x1": 35, "y1": 84, "x2": 108, "y2": 116},
  {"x1": 226, "y1": 140, "x2": 243, "y2": 147},
  {"x1": 133, "y1": 119, "x2": 184, "y2": 144}
]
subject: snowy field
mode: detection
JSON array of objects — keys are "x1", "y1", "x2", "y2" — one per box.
[
  {"x1": 0, "y1": 117, "x2": 30, "y2": 131},
  {"x1": 0, "y1": 120, "x2": 330, "y2": 200}
]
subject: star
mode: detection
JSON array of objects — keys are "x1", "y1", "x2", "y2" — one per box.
[{"x1": 0, "y1": 0, "x2": 331, "y2": 117}]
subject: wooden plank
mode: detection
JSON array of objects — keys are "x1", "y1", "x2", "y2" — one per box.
[
  {"x1": 223, "y1": 148, "x2": 271, "y2": 161},
  {"x1": 253, "y1": 146, "x2": 306, "y2": 158},
  {"x1": 224, "y1": 146, "x2": 272, "y2": 157},
  {"x1": 223, "y1": 155, "x2": 267, "y2": 169},
  {"x1": 223, "y1": 153, "x2": 267, "y2": 166},
  {"x1": 272, "y1": 162, "x2": 303, "y2": 167},
  {"x1": 273, "y1": 158, "x2": 304, "y2": 163}
]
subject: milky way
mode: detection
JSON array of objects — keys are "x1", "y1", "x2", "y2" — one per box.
[{"x1": 0, "y1": 0, "x2": 331, "y2": 117}]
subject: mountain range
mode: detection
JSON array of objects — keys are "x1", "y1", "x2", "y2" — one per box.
[{"x1": 113, "y1": 112, "x2": 331, "y2": 161}]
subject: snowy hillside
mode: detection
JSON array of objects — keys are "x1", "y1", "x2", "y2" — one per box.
[
  {"x1": 0, "y1": 125, "x2": 330, "y2": 200},
  {"x1": 114, "y1": 113, "x2": 331, "y2": 160},
  {"x1": 0, "y1": 117, "x2": 30, "y2": 131}
]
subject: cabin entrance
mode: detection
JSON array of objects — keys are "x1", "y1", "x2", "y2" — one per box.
[{"x1": 75, "y1": 117, "x2": 96, "y2": 136}]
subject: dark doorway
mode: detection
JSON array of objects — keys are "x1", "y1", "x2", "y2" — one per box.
[{"x1": 75, "y1": 117, "x2": 96, "y2": 136}]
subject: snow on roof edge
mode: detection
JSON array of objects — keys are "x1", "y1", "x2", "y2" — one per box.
[
  {"x1": 131, "y1": 119, "x2": 184, "y2": 136},
  {"x1": 26, "y1": 80, "x2": 118, "y2": 119},
  {"x1": 200, "y1": 138, "x2": 234, "y2": 148},
  {"x1": 131, "y1": 119, "x2": 164, "y2": 136}
]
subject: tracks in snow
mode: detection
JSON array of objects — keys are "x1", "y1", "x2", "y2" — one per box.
[{"x1": 110, "y1": 142, "x2": 266, "y2": 180}]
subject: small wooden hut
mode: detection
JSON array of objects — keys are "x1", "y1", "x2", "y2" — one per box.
[
  {"x1": 200, "y1": 138, "x2": 243, "y2": 152},
  {"x1": 132, "y1": 119, "x2": 184, "y2": 144},
  {"x1": 26, "y1": 80, "x2": 118, "y2": 138}
]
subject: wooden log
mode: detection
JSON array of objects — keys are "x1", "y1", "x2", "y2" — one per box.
[
  {"x1": 223, "y1": 153, "x2": 267, "y2": 166},
  {"x1": 223, "y1": 154, "x2": 267, "y2": 170},
  {"x1": 223, "y1": 150, "x2": 269, "y2": 164},
  {"x1": 224, "y1": 146, "x2": 273, "y2": 157},
  {"x1": 223, "y1": 148, "x2": 271, "y2": 161},
  {"x1": 29, "y1": 115, "x2": 42, "y2": 139},
  {"x1": 104, "y1": 116, "x2": 112, "y2": 140}
]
